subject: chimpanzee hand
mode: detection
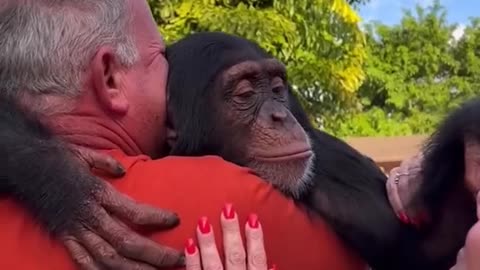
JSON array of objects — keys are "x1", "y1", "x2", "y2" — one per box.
[
  {"x1": 59, "y1": 146, "x2": 185, "y2": 270},
  {"x1": 70, "y1": 145, "x2": 126, "y2": 178},
  {"x1": 61, "y1": 181, "x2": 184, "y2": 270}
]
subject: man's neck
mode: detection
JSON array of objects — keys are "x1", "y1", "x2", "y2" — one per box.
[{"x1": 47, "y1": 113, "x2": 143, "y2": 156}]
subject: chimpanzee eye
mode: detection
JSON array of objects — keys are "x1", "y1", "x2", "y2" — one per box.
[
  {"x1": 272, "y1": 86, "x2": 285, "y2": 95},
  {"x1": 238, "y1": 90, "x2": 255, "y2": 98}
]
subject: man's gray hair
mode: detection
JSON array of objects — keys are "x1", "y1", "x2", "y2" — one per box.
[{"x1": 0, "y1": 0, "x2": 138, "y2": 98}]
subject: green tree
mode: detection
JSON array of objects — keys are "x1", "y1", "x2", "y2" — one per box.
[
  {"x1": 148, "y1": 0, "x2": 367, "y2": 126},
  {"x1": 331, "y1": 1, "x2": 480, "y2": 137}
]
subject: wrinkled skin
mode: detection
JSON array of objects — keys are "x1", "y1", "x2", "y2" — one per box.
[{"x1": 214, "y1": 59, "x2": 315, "y2": 197}]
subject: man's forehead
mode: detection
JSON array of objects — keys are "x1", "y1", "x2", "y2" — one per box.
[{"x1": 127, "y1": 0, "x2": 166, "y2": 47}]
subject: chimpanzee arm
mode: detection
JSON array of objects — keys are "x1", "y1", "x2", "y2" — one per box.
[
  {"x1": 0, "y1": 97, "x2": 184, "y2": 269},
  {"x1": 301, "y1": 130, "x2": 429, "y2": 270}
]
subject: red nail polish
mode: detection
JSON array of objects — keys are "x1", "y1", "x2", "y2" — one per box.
[
  {"x1": 223, "y1": 203, "x2": 235, "y2": 219},
  {"x1": 248, "y1": 213, "x2": 259, "y2": 229},
  {"x1": 198, "y1": 216, "x2": 211, "y2": 234},
  {"x1": 398, "y1": 212, "x2": 410, "y2": 224},
  {"x1": 185, "y1": 238, "x2": 196, "y2": 255},
  {"x1": 271, "y1": 264, "x2": 277, "y2": 270}
]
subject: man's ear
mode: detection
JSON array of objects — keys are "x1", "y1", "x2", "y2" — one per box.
[{"x1": 91, "y1": 47, "x2": 129, "y2": 115}]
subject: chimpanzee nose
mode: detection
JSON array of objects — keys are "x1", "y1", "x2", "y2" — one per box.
[{"x1": 271, "y1": 110, "x2": 288, "y2": 122}]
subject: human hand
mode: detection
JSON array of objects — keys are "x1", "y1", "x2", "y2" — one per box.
[
  {"x1": 61, "y1": 147, "x2": 184, "y2": 269},
  {"x1": 450, "y1": 193, "x2": 480, "y2": 270},
  {"x1": 386, "y1": 153, "x2": 427, "y2": 226},
  {"x1": 464, "y1": 140, "x2": 480, "y2": 195},
  {"x1": 185, "y1": 204, "x2": 276, "y2": 270}
]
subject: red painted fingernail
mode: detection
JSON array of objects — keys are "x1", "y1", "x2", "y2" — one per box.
[
  {"x1": 398, "y1": 212, "x2": 410, "y2": 224},
  {"x1": 185, "y1": 238, "x2": 196, "y2": 255},
  {"x1": 198, "y1": 216, "x2": 211, "y2": 234},
  {"x1": 271, "y1": 264, "x2": 277, "y2": 270},
  {"x1": 410, "y1": 218, "x2": 421, "y2": 228},
  {"x1": 248, "y1": 213, "x2": 259, "y2": 229},
  {"x1": 223, "y1": 203, "x2": 235, "y2": 219}
]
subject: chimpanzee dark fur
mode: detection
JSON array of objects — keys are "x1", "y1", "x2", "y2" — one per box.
[
  {"x1": 0, "y1": 96, "x2": 97, "y2": 235},
  {"x1": 415, "y1": 98, "x2": 480, "y2": 268}
]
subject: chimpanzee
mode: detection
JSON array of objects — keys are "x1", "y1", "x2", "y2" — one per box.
[
  {"x1": 410, "y1": 98, "x2": 480, "y2": 269},
  {"x1": 0, "y1": 31, "x2": 471, "y2": 270}
]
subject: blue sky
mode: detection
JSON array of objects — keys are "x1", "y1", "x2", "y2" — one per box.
[{"x1": 359, "y1": 0, "x2": 479, "y2": 26}]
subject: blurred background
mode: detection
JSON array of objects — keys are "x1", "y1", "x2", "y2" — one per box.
[{"x1": 148, "y1": 0, "x2": 480, "y2": 140}]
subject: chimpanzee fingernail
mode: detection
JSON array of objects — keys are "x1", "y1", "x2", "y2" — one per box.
[
  {"x1": 185, "y1": 238, "x2": 196, "y2": 255},
  {"x1": 222, "y1": 203, "x2": 235, "y2": 220},
  {"x1": 115, "y1": 165, "x2": 126, "y2": 176},
  {"x1": 198, "y1": 216, "x2": 211, "y2": 234},
  {"x1": 248, "y1": 213, "x2": 259, "y2": 229}
]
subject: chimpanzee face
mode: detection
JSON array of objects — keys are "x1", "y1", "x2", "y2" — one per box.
[{"x1": 215, "y1": 59, "x2": 315, "y2": 197}]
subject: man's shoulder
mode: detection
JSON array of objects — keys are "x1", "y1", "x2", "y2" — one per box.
[{"x1": 105, "y1": 150, "x2": 263, "y2": 193}]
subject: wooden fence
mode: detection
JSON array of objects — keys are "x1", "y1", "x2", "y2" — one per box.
[{"x1": 345, "y1": 135, "x2": 428, "y2": 173}]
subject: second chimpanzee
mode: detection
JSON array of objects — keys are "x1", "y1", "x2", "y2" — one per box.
[{"x1": 408, "y1": 98, "x2": 480, "y2": 269}]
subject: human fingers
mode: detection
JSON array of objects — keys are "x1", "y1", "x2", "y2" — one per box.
[
  {"x1": 464, "y1": 141, "x2": 480, "y2": 195},
  {"x1": 220, "y1": 204, "x2": 247, "y2": 270},
  {"x1": 71, "y1": 145, "x2": 125, "y2": 177},
  {"x1": 196, "y1": 216, "x2": 224, "y2": 270},
  {"x1": 476, "y1": 192, "x2": 480, "y2": 220},
  {"x1": 100, "y1": 184, "x2": 180, "y2": 228},
  {"x1": 185, "y1": 238, "x2": 202, "y2": 270},
  {"x1": 86, "y1": 202, "x2": 185, "y2": 268},
  {"x1": 465, "y1": 222, "x2": 480, "y2": 270},
  {"x1": 386, "y1": 167, "x2": 409, "y2": 223},
  {"x1": 245, "y1": 214, "x2": 267, "y2": 270}
]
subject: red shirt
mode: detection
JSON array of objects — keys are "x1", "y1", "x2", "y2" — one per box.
[{"x1": 0, "y1": 150, "x2": 366, "y2": 270}]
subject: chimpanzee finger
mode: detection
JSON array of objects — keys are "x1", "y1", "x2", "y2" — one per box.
[
  {"x1": 79, "y1": 229, "x2": 157, "y2": 270},
  {"x1": 92, "y1": 206, "x2": 185, "y2": 268},
  {"x1": 72, "y1": 145, "x2": 125, "y2": 177},
  {"x1": 63, "y1": 237, "x2": 101, "y2": 270},
  {"x1": 100, "y1": 184, "x2": 180, "y2": 228}
]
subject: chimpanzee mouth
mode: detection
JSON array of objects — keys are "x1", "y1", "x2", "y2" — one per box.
[{"x1": 255, "y1": 148, "x2": 313, "y2": 162}]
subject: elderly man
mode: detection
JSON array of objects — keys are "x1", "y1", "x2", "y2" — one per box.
[{"x1": 0, "y1": 1, "x2": 366, "y2": 270}]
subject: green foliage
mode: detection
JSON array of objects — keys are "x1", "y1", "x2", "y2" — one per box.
[
  {"x1": 149, "y1": 0, "x2": 480, "y2": 138},
  {"x1": 330, "y1": 0, "x2": 480, "y2": 137},
  {"x1": 148, "y1": 0, "x2": 367, "y2": 126}
]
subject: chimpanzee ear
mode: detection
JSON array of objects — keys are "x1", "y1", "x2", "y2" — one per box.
[{"x1": 464, "y1": 138, "x2": 480, "y2": 195}]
